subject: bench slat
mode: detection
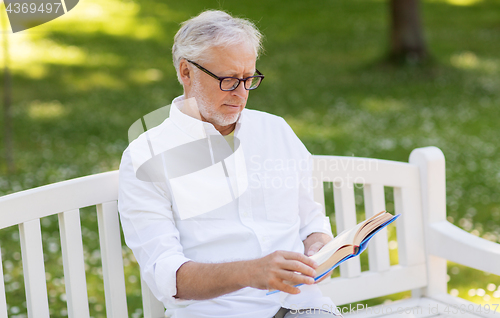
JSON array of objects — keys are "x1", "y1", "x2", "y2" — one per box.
[
  {"x1": 333, "y1": 183, "x2": 361, "y2": 278},
  {"x1": 313, "y1": 156, "x2": 419, "y2": 188},
  {"x1": 319, "y1": 264, "x2": 427, "y2": 306},
  {"x1": 363, "y1": 183, "x2": 390, "y2": 272},
  {"x1": 96, "y1": 201, "x2": 128, "y2": 318},
  {"x1": 58, "y1": 209, "x2": 90, "y2": 318},
  {"x1": 0, "y1": 171, "x2": 118, "y2": 230},
  {"x1": 141, "y1": 278, "x2": 165, "y2": 318},
  {"x1": 0, "y1": 244, "x2": 8, "y2": 318},
  {"x1": 19, "y1": 219, "x2": 50, "y2": 318},
  {"x1": 312, "y1": 177, "x2": 327, "y2": 217},
  {"x1": 393, "y1": 187, "x2": 426, "y2": 267}
]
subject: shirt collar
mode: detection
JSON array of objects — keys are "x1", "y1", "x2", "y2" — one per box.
[{"x1": 169, "y1": 95, "x2": 244, "y2": 140}]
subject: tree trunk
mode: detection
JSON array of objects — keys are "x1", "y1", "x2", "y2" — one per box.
[{"x1": 389, "y1": 0, "x2": 428, "y2": 63}]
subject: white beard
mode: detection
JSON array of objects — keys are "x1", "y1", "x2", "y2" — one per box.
[{"x1": 191, "y1": 78, "x2": 240, "y2": 127}]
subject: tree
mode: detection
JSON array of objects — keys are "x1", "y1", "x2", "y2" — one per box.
[{"x1": 389, "y1": 0, "x2": 428, "y2": 64}]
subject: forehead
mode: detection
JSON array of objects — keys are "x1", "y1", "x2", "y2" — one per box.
[{"x1": 205, "y1": 42, "x2": 256, "y2": 75}]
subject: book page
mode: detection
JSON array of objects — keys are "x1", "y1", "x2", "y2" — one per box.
[
  {"x1": 354, "y1": 213, "x2": 393, "y2": 246},
  {"x1": 314, "y1": 245, "x2": 354, "y2": 277},
  {"x1": 309, "y1": 221, "x2": 364, "y2": 265},
  {"x1": 311, "y1": 211, "x2": 387, "y2": 265},
  {"x1": 354, "y1": 211, "x2": 386, "y2": 238}
]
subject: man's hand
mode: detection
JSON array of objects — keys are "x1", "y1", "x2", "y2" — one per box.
[
  {"x1": 243, "y1": 250, "x2": 319, "y2": 294},
  {"x1": 303, "y1": 232, "x2": 333, "y2": 283}
]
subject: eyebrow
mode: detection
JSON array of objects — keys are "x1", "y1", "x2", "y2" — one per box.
[{"x1": 224, "y1": 69, "x2": 257, "y2": 78}]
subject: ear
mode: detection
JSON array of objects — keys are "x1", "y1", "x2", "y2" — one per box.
[{"x1": 179, "y1": 59, "x2": 192, "y2": 87}]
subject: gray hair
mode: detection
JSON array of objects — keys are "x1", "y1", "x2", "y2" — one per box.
[{"x1": 172, "y1": 10, "x2": 263, "y2": 84}]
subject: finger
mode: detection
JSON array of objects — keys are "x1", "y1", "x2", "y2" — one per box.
[
  {"x1": 281, "y1": 260, "x2": 317, "y2": 277},
  {"x1": 278, "y1": 269, "x2": 315, "y2": 286},
  {"x1": 275, "y1": 281, "x2": 301, "y2": 294},
  {"x1": 280, "y1": 251, "x2": 318, "y2": 269}
]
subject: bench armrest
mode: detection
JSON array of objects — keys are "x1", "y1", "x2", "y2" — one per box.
[{"x1": 428, "y1": 220, "x2": 500, "y2": 276}]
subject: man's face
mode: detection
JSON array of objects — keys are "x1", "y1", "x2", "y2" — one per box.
[{"x1": 187, "y1": 42, "x2": 257, "y2": 129}]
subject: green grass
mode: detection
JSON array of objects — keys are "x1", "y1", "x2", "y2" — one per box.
[{"x1": 1, "y1": 0, "x2": 500, "y2": 317}]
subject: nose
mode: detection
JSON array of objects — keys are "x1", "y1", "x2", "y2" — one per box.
[{"x1": 231, "y1": 80, "x2": 248, "y2": 98}]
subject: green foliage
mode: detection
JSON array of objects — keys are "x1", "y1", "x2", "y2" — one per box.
[{"x1": 1, "y1": 0, "x2": 500, "y2": 316}]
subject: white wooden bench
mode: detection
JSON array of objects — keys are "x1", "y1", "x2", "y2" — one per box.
[{"x1": 0, "y1": 146, "x2": 499, "y2": 318}]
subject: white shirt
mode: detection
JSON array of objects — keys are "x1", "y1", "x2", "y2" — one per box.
[{"x1": 118, "y1": 96, "x2": 335, "y2": 318}]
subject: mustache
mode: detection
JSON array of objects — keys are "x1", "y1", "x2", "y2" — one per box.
[{"x1": 223, "y1": 99, "x2": 245, "y2": 106}]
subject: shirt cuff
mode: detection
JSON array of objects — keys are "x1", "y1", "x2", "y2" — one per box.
[
  {"x1": 154, "y1": 254, "x2": 192, "y2": 305},
  {"x1": 299, "y1": 216, "x2": 334, "y2": 242}
]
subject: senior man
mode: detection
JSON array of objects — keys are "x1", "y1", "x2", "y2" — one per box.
[{"x1": 118, "y1": 10, "x2": 339, "y2": 318}]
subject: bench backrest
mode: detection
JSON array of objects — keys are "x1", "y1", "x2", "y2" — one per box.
[
  {"x1": 0, "y1": 171, "x2": 134, "y2": 318},
  {"x1": 313, "y1": 155, "x2": 427, "y2": 305},
  {"x1": 0, "y1": 147, "x2": 445, "y2": 317}
]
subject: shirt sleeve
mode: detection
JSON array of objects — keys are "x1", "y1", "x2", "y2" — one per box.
[
  {"x1": 118, "y1": 146, "x2": 191, "y2": 307},
  {"x1": 278, "y1": 117, "x2": 334, "y2": 242}
]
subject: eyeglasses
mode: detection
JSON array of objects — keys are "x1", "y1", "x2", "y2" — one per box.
[{"x1": 187, "y1": 59, "x2": 264, "y2": 91}]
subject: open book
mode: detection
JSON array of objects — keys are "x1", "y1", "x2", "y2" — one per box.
[{"x1": 267, "y1": 211, "x2": 400, "y2": 295}]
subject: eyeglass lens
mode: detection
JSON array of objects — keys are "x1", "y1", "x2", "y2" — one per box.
[{"x1": 221, "y1": 76, "x2": 262, "y2": 91}]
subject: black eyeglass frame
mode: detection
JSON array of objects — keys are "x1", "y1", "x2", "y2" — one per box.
[{"x1": 187, "y1": 59, "x2": 264, "y2": 91}]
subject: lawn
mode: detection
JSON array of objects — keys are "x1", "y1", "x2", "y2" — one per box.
[{"x1": 0, "y1": 0, "x2": 499, "y2": 317}]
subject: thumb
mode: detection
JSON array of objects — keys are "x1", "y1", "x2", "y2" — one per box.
[{"x1": 306, "y1": 242, "x2": 323, "y2": 256}]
